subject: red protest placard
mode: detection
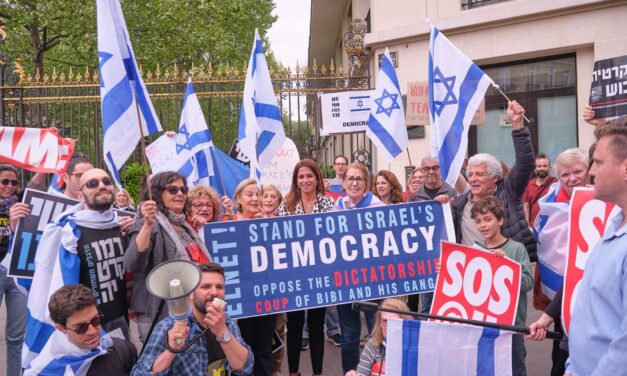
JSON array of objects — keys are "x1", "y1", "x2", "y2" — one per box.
[
  {"x1": 562, "y1": 187, "x2": 618, "y2": 335},
  {"x1": 431, "y1": 241, "x2": 522, "y2": 325}
]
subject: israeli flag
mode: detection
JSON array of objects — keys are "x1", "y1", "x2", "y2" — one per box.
[
  {"x1": 429, "y1": 24, "x2": 492, "y2": 186},
  {"x1": 176, "y1": 78, "x2": 214, "y2": 186},
  {"x1": 533, "y1": 182, "x2": 569, "y2": 299},
  {"x1": 238, "y1": 28, "x2": 285, "y2": 178},
  {"x1": 97, "y1": 0, "x2": 162, "y2": 187},
  {"x1": 367, "y1": 48, "x2": 408, "y2": 160},
  {"x1": 386, "y1": 319, "x2": 513, "y2": 376}
]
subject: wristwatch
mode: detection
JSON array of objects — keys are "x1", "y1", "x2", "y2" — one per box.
[{"x1": 217, "y1": 330, "x2": 231, "y2": 344}]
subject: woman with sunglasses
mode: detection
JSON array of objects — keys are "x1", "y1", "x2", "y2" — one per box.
[
  {"x1": 0, "y1": 164, "x2": 28, "y2": 376},
  {"x1": 277, "y1": 159, "x2": 335, "y2": 376},
  {"x1": 123, "y1": 171, "x2": 212, "y2": 342}
]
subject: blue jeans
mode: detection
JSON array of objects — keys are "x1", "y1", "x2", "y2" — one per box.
[
  {"x1": 0, "y1": 266, "x2": 27, "y2": 376},
  {"x1": 337, "y1": 303, "x2": 375, "y2": 373}
]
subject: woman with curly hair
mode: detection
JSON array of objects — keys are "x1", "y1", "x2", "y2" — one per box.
[{"x1": 374, "y1": 170, "x2": 403, "y2": 204}]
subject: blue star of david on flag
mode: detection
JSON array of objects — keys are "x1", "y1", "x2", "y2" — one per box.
[
  {"x1": 176, "y1": 124, "x2": 191, "y2": 154},
  {"x1": 432, "y1": 67, "x2": 457, "y2": 116},
  {"x1": 374, "y1": 89, "x2": 401, "y2": 117}
]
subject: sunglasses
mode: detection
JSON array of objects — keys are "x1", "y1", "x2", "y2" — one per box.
[
  {"x1": 80, "y1": 177, "x2": 113, "y2": 190},
  {"x1": 165, "y1": 185, "x2": 189, "y2": 195},
  {"x1": 65, "y1": 313, "x2": 103, "y2": 334},
  {"x1": 0, "y1": 179, "x2": 18, "y2": 187}
]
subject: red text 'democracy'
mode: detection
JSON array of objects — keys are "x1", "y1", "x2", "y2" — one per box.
[{"x1": 431, "y1": 242, "x2": 522, "y2": 325}]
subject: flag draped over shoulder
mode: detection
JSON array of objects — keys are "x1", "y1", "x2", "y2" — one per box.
[
  {"x1": 97, "y1": 0, "x2": 162, "y2": 187},
  {"x1": 0, "y1": 127, "x2": 75, "y2": 175},
  {"x1": 429, "y1": 24, "x2": 492, "y2": 186},
  {"x1": 238, "y1": 28, "x2": 285, "y2": 178},
  {"x1": 23, "y1": 331, "x2": 114, "y2": 376},
  {"x1": 22, "y1": 205, "x2": 120, "y2": 367},
  {"x1": 367, "y1": 48, "x2": 408, "y2": 160},
  {"x1": 386, "y1": 319, "x2": 513, "y2": 376},
  {"x1": 532, "y1": 182, "x2": 569, "y2": 300}
]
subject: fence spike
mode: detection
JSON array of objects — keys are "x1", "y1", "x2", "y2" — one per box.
[
  {"x1": 93, "y1": 72, "x2": 99, "y2": 83},
  {"x1": 330, "y1": 58, "x2": 335, "y2": 75},
  {"x1": 339, "y1": 64, "x2": 344, "y2": 76},
  {"x1": 59, "y1": 72, "x2": 66, "y2": 82},
  {"x1": 173, "y1": 63, "x2": 179, "y2": 79},
  {"x1": 155, "y1": 64, "x2": 161, "y2": 79},
  {"x1": 34, "y1": 67, "x2": 41, "y2": 82},
  {"x1": 43, "y1": 73, "x2": 49, "y2": 83},
  {"x1": 51, "y1": 67, "x2": 57, "y2": 82},
  {"x1": 312, "y1": 59, "x2": 318, "y2": 74},
  {"x1": 85, "y1": 66, "x2": 91, "y2": 81},
  {"x1": 68, "y1": 67, "x2": 74, "y2": 82},
  {"x1": 321, "y1": 64, "x2": 327, "y2": 75}
]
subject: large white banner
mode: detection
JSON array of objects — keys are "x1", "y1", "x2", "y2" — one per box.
[{"x1": 320, "y1": 90, "x2": 373, "y2": 135}]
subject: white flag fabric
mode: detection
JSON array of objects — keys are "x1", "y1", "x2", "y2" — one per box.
[
  {"x1": 23, "y1": 331, "x2": 114, "y2": 376},
  {"x1": 175, "y1": 78, "x2": 214, "y2": 186},
  {"x1": 386, "y1": 319, "x2": 512, "y2": 376},
  {"x1": 428, "y1": 24, "x2": 492, "y2": 186},
  {"x1": 237, "y1": 28, "x2": 285, "y2": 178},
  {"x1": 22, "y1": 205, "x2": 120, "y2": 366},
  {"x1": 532, "y1": 181, "x2": 568, "y2": 299},
  {"x1": 367, "y1": 48, "x2": 408, "y2": 160},
  {"x1": 97, "y1": 0, "x2": 162, "y2": 187}
]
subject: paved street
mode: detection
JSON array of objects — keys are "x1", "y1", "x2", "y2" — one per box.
[{"x1": 0, "y1": 267, "x2": 553, "y2": 375}]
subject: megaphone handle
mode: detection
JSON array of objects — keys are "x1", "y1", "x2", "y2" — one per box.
[{"x1": 164, "y1": 328, "x2": 208, "y2": 354}]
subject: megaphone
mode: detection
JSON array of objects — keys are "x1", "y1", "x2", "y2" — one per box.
[{"x1": 146, "y1": 260, "x2": 202, "y2": 320}]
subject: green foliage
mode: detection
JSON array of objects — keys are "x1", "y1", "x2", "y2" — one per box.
[
  {"x1": 0, "y1": 0, "x2": 277, "y2": 75},
  {"x1": 119, "y1": 162, "x2": 147, "y2": 203}
]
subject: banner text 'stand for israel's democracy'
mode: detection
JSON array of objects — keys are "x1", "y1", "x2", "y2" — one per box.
[
  {"x1": 431, "y1": 242, "x2": 522, "y2": 325},
  {"x1": 205, "y1": 201, "x2": 454, "y2": 319}
]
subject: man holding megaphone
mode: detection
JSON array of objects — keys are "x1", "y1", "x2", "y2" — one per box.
[{"x1": 132, "y1": 262, "x2": 254, "y2": 375}]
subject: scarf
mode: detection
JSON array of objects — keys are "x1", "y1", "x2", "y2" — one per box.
[
  {"x1": 336, "y1": 192, "x2": 383, "y2": 209},
  {"x1": 23, "y1": 204, "x2": 121, "y2": 367},
  {"x1": 23, "y1": 330, "x2": 114, "y2": 376},
  {"x1": 0, "y1": 195, "x2": 18, "y2": 214},
  {"x1": 156, "y1": 210, "x2": 212, "y2": 262}
]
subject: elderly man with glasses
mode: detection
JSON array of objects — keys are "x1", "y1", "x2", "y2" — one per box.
[{"x1": 24, "y1": 284, "x2": 137, "y2": 376}]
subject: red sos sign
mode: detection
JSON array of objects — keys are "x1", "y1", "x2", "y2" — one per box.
[
  {"x1": 431, "y1": 242, "x2": 522, "y2": 325},
  {"x1": 562, "y1": 188, "x2": 618, "y2": 335}
]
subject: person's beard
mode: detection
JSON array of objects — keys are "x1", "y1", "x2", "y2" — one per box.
[
  {"x1": 85, "y1": 189, "x2": 114, "y2": 212},
  {"x1": 193, "y1": 294, "x2": 216, "y2": 315},
  {"x1": 536, "y1": 170, "x2": 549, "y2": 179}
]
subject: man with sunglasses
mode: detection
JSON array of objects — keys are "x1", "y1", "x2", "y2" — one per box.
[
  {"x1": 24, "y1": 169, "x2": 134, "y2": 368},
  {"x1": 406, "y1": 156, "x2": 456, "y2": 315},
  {"x1": 25, "y1": 284, "x2": 136, "y2": 375}
]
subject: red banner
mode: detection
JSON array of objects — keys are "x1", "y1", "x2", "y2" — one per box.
[
  {"x1": 431, "y1": 241, "x2": 522, "y2": 325},
  {"x1": 562, "y1": 187, "x2": 618, "y2": 335},
  {"x1": 0, "y1": 127, "x2": 75, "y2": 175}
]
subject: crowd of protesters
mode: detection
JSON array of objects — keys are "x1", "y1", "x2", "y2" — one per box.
[{"x1": 0, "y1": 100, "x2": 625, "y2": 376}]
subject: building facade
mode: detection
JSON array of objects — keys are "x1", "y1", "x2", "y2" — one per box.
[{"x1": 309, "y1": 0, "x2": 627, "y2": 184}]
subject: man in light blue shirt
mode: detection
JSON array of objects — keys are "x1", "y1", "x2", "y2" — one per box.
[{"x1": 566, "y1": 122, "x2": 627, "y2": 375}]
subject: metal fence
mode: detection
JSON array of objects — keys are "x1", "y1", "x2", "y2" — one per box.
[{"x1": 0, "y1": 61, "x2": 370, "y2": 171}]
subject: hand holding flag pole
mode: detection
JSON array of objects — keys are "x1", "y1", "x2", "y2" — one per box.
[
  {"x1": 492, "y1": 83, "x2": 532, "y2": 125},
  {"x1": 352, "y1": 301, "x2": 563, "y2": 340}
]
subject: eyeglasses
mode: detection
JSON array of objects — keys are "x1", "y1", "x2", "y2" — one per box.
[
  {"x1": 192, "y1": 202, "x2": 213, "y2": 209},
  {"x1": 79, "y1": 177, "x2": 112, "y2": 190},
  {"x1": 346, "y1": 176, "x2": 366, "y2": 184},
  {"x1": 422, "y1": 166, "x2": 440, "y2": 173},
  {"x1": 65, "y1": 313, "x2": 103, "y2": 334},
  {"x1": 165, "y1": 185, "x2": 189, "y2": 195},
  {"x1": 0, "y1": 179, "x2": 18, "y2": 187}
]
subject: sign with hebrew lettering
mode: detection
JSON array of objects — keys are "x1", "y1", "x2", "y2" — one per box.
[
  {"x1": 205, "y1": 201, "x2": 454, "y2": 319},
  {"x1": 8, "y1": 189, "x2": 133, "y2": 279},
  {"x1": 589, "y1": 54, "x2": 627, "y2": 118}
]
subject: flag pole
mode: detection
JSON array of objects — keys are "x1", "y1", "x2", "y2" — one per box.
[
  {"x1": 352, "y1": 301, "x2": 563, "y2": 341},
  {"x1": 134, "y1": 97, "x2": 153, "y2": 201},
  {"x1": 492, "y1": 83, "x2": 531, "y2": 124},
  {"x1": 406, "y1": 147, "x2": 413, "y2": 167}
]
